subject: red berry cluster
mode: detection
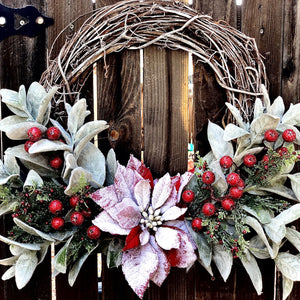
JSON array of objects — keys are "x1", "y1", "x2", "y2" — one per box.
[
  {"x1": 264, "y1": 128, "x2": 297, "y2": 143},
  {"x1": 25, "y1": 126, "x2": 64, "y2": 169}
]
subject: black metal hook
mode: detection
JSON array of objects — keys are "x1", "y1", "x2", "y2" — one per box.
[{"x1": 0, "y1": 3, "x2": 54, "y2": 42}]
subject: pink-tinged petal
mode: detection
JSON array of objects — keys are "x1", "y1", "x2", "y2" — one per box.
[
  {"x1": 149, "y1": 236, "x2": 171, "y2": 286},
  {"x1": 114, "y1": 164, "x2": 143, "y2": 200},
  {"x1": 107, "y1": 197, "x2": 141, "y2": 229},
  {"x1": 165, "y1": 228, "x2": 197, "y2": 268},
  {"x1": 152, "y1": 173, "x2": 172, "y2": 210},
  {"x1": 134, "y1": 180, "x2": 151, "y2": 210},
  {"x1": 160, "y1": 185, "x2": 178, "y2": 214},
  {"x1": 127, "y1": 155, "x2": 143, "y2": 170},
  {"x1": 91, "y1": 185, "x2": 119, "y2": 210},
  {"x1": 171, "y1": 174, "x2": 181, "y2": 191},
  {"x1": 92, "y1": 211, "x2": 130, "y2": 235},
  {"x1": 177, "y1": 172, "x2": 194, "y2": 203},
  {"x1": 139, "y1": 228, "x2": 150, "y2": 246},
  {"x1": 122, "y1": 243, "x2": 158, "y2": 299},
  {"x1": 155, "y1": 226, "x2": 180, "y2": 250},
  {"x1": 162, "y1": 206, "x2": 187, "y2": 221}
]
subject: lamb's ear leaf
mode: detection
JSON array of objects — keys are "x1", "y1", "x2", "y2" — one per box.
[
  {"x1": 68, "y1": 99, "x2": 88, "y2": 135},
  {"x1": 0, "y1": 256, "x2": 18, "y2": 266},
  {"x1": 1, "y1": 266, "x2": 16, "y2": 280},
  {"x1": 281, "y1": 103, "x2": 300, "y2": 126},
  {"x1": 248, "y1": 235, "x2": 271, "y2": 259},
  {"x1": 15, "y1": 251, "x2": 38, "y2": 289},
  {"x1": 212, "y1": 243, "x2": 233, "y2": 282},
  {"x1": 5, "y1": 122, "x2": 47, "y2": 141},
  {"x1": 50, "y1": 119, "x2": 71, "y2": 145},
  {"x1": 285, "y1": 227, "x2": 300, "y2": 252},
  {"x1": 26, "y1": 82, "x2": 47, "y2": 121},
  {"x1": 0, "y1": 235, "x2": 41, "y2": 251},
  {"x1": 261, "y1": 84, "x2": 270, "y2": 111},
  {"x1": 282, "y1": 275, "x2": 294, "y2": 300},
  {"x1": 223, "y1": 124, "x2": 249, "y2": 141},
  {"x1": 269, "y1": 96, "x2": 285, "y2": 119},
  {"x1": 253, "y1": 98, "x2": 264, "y2": 119},
  {"x1": 275, "y1": 252, "x2": 300, "y2": 281},
  {"x1": 106, "y1": 149, "x2": 117, "y2": 186},
  {"x1": 29, "y1": 139, "x2": 72, "y2": 154},
  {"x1": 53, "y1": 236, "x2": 73, "y2": 274},
  {"x1": 225, "y1": 103, "x2": 245, "y2": 128}
]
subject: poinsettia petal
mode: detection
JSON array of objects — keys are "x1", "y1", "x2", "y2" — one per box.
[
  {"x1": 91, "y1": 185, "x2": 119, "y2": 210},
  {"x1": 122, "y1": 243, "x2": 158, "y2": 299},
  {"x1": 165, "y1": 228, "x2": 197, "y2": 268},
  {"x1": 155, "y1": 227, "x2": 181, "y2": 250},
  {"x1": 108, "y1": 198, "x2": 141, "y2": 229},
  {"x1": 92, "y1": 211, "x2": 130, "y2": 235},
  {"x1": 152, "y1": 173, "x2": 172, "y2": 210},
  {"x1": 162, "y1": 206, "x2": 187, "y2": 221},
  {"x1": 139, "y1": 228, "x2": 150, "y2": 246},
  {"x1": 160, "y1": 186, "x2": 178, "y2": 214},
  {"x1": 149, "y1": 236, "x2": 171, "y2": 286},
  {"x1": 134, "y1": 180, "x2": 151, "y2": 210},
  {"x1": 124, "y1": 226, "x2": 142, "y2": 251},
  {"x1": 177, "y1": 172, "x2": 194, "y2": 203}
]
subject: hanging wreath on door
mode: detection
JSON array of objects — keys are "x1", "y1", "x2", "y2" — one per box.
[{"x1": 0, "y1": 1, "x2": 299, "y2": 299}]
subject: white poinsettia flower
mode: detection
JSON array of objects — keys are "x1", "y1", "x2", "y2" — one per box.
[{"x1": 91, "y1": 155, "x2": 196, "y2": 299}]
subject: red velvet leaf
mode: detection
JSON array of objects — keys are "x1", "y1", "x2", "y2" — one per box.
[{"x1": 123, "y1": 225, "x2": 142, "y2": 251}]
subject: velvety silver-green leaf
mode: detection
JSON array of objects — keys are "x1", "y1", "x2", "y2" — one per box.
[
  {"x1": 264, "y1": 219, "x2": 286, "y2": 244},
  {"x1": 36, "y1": 86, "x2": 58, "y2": 124},
  {"x1": 275, "y1": 252, "x2": 300, "y2": 281},
  {"x1": 243, "y1": 206, "x2": 272, "y2": 224},
  {"x1": 67, "y1": 99, "x2": 88, "y2": 135},
  {"x1": 5, "y1": 145, "x2": 57, "y2": 177},
  {"x1": 62, "y1": 153, "x2": 77, "y2": 181},
  {"x1": 234, "y1": 147, "x2": 264, "y2": 167},
  {"x1": 282, "y1": 275, "x2": 294, "y2": 300},
  {"x1": 250, "y1": 114, "x2": 280, "y2": 145},
  {"x1": 24, "y1": 170, "x2": 43, "y2": 188},
  {"x1": 0, "y1": 174, "x2": 19, "y2": 186},
  {"x1": 15, "y1": 251, "x2": 38, "y2": 289},
  {"x1": 1, "y1": 266, "x2": 16, "y2": 280},
  {"x1": 241, "y1": 251, "x2": 263, "y2": 295},
  {"x1": 245, "y1": 216, "x2": 274, "y2": 258},
  {"x1": 212, "y1": 243, "x2": 232, "y2": 282},
  {"x1": 53, "y1": 236, "x2": 73, "y2": 273},
  {"x1": 14, "y1": 218, "x2": 55, "y2": 242},
  {"x1": 29, "y1": 139, "x2": 72, "y2": 154},
  {"x1": 0, "y1": 235, "x2": 41, "y2": 250},
  {"x1": 269, "y1": 96, "x2": 285, "y2": 119},
  {"x1": 281, "y1": 103, "x2": 300, "y2": 126},
  {"x1": 275, "y1": 203, "x2": 300, "y2": 225},
  {"x1": 64, "y1": 167, "x2": 93, "y2": 196},
  {"x1": 5, "y1": 122, "x2": 46, "y2": 140},
  {"x1": 207, "y1": 121, "x2": 233, "y2": 160},
  {"x1": 107, "y1": 238, "x2": 124, "y2": 268},
  {"x1": 3, "y1": 154, "x2": 20, "y2": 175},
  {"x1": 223, "y1": 124, "x2": 249, "y2": 142},
  {"x1": 0, "y1": 86, "x2": 28, "y2": 117},
  {"x1": 50, "y1": 119, "x2": 71, "y2": 145},
  {"x1": 37, "y1": 243, "x2": 50, "y2": 264},
  {"x1": 0, "y1": 201, "x2": 18, "y2": 216},
  {"x1": 248, "y1": 235, "x2": 271, "y2": 259},
  {"x1": 106, "y1": 148, "x2": 117, "y2": 186},
  {"x1": 253, "y1": 98, "x2": 264, "y2": 119},
  {"x1": 0, "y1": 116, "x2": 28, "y2": 134},
  {"x1": 186, "y1": 220, "x2": 212, "y2": 267},
  {"x1": 0, "y1": 256, "x2": 18, "y2": 266},
  {"x1": 285, "y1": 227, "x2": 300, "y2": 252},
  {"x1": 259, "y1": 185, "x2": 297, "y2": 201},
  {"x1": 9, "y1": 245, "x2": 26, "y2": 256},
  {"x1": 49, "y1": 227, "x2": 77, "y2": 242},
  {"x1": 261, "y1": 84, "x2": 270, "y2": 111},
  {"x1": 198, "y1": 259, "x2": 213, "y2": 276},
  {"x1": 77, "y1": 142, "x2": 105, "y2": 186},
  {"x1": 288, "y1": 173, "x2": 300, "y2": 201},
  {"x1": 210, "y1": 160, "x2": 227, "y2": 194},
  {"x1": 225, "y1": 103, "x2": 245, "y2": 128},
  {"x1": 26, "y1": 82, "x2": 47, "y2": 121}
]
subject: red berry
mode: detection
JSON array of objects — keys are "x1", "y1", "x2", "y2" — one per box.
[
  {"x1": 27, "y1": 127, "x2": 42, "y2": 142},
  {"x1": 49, "y1": 200, "x2": 63, "y2": 214},
  {"x1": 69, "y1": 195, "x2": 80, "y2": 208},
  {"x1": 182, "y1": 190, "x2": 195, "y2": 203},
  {"x1": 87, "y1": 225, "x2": 101, "y2": 239},
  {"x1": 219, "y1": 156, "x2": 233, "y2": 169},
  {"x1": 202, "y1": 203, "x2": 216, "y2": 216},
  {"x1": 277, "y1": 147, "x2": 288, "y2": 156},
  {"x1": 24, "y1": 141, "x2": 34, "y2": 152},
  {"x1": 282, "y1": 129, "x2": 296, "y2": 142},
  {"x1": 243, "y1": 154, "x2": 257, "y2": 167},
  {"x1": 70, "y1": 212, "x2": 84, "y2": 226},
  {"x1": 264, "y1": 129, "x2": 278, "y2": 142},
  {"x1": 237, "y1": 178, "x2": 245, "y2": 189},
  {"x1": 221, "y1": 197, "x2": 235, "y2": 211},
  {"x1": 50, "y1": 157, "x2": 63, "y2": 169},
  {"x1": 226, "y1": 172, "x2": 240, "y2": 186},
  {"x1": 202, "y1": 171, "x2": 215, "y2": 185},
  {"x1": 47, "y1": 127, "x2": 61, "y2": 140},
  {"x1": 191, "y1": 218, "x2": 203, "y2": 231},
  {"x1": 51, "y1": 217, "x2": 64, "y2": 230},
  {"x1": 229, "y1": 187, "x2": 243, "y2": 199},
  {"x1": 262, "y1": 154, "x2": 269, "y2": 164}
]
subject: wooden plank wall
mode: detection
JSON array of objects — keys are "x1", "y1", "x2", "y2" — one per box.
[{"x1": 0, "y1": 0, "x2": 299, "y2": 299}]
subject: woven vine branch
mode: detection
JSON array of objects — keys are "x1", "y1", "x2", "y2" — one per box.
[{"x1": 40, "y1": 0, "x2": 268, "y2": 121}]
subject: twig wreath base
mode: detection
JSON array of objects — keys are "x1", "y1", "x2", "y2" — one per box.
[{"x1": 40, "y1": 0, "x2": 267, "y2": 122}]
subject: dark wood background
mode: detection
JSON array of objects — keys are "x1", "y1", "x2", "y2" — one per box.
[{"x1": 0, "y1": 0, "x2": 299, "y2": 299}]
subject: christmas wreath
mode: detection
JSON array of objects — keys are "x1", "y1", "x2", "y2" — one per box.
[{"x1": 0, "y1": 1, "x2": 300, "y2": 300}]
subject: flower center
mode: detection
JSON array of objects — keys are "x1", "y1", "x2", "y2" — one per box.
[{"x1": 140, "y1": 206, "x2": 162, "y2": 231}]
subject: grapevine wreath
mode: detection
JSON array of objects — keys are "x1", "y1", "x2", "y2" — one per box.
[{"x1": 0, "y1": 0, "x2": 300, "y2": 299}]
